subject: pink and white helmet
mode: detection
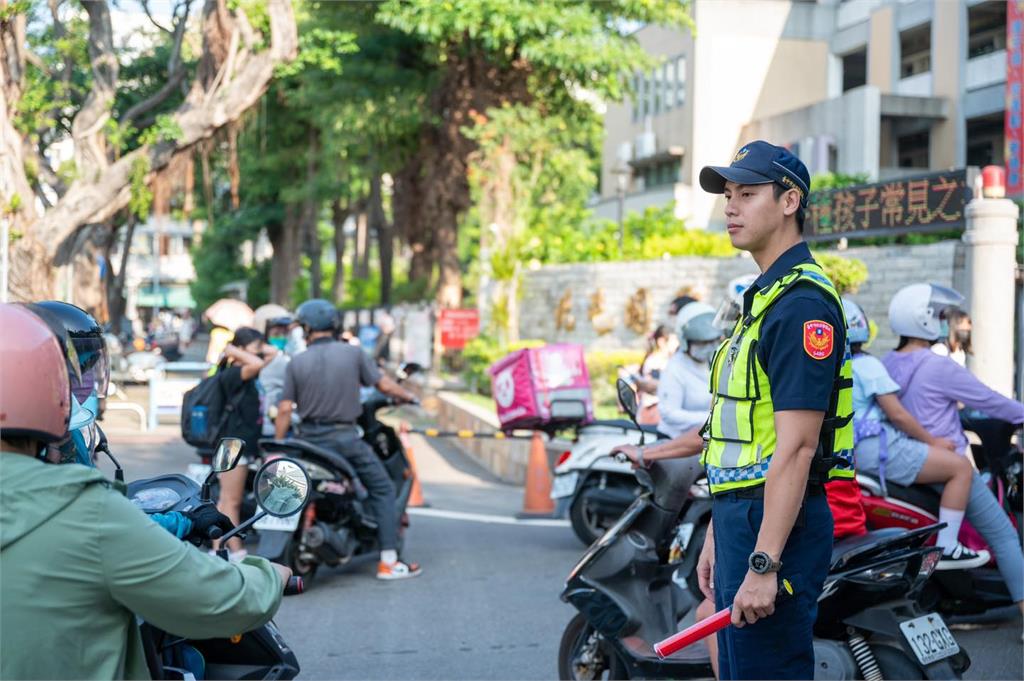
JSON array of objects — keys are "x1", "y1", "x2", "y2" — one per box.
[{"x1": 0, "y1": 303, "x2": 71, "y2": 442}]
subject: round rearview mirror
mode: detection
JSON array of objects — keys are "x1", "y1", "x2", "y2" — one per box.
[
  {"x1": 212, "y1": 438, "x2": 244, "y2": 473},
  {"x1": 616, "y1": 378, "x2": 638, "y2": 420},
  {"x1": 254, "y1": 457, "x2": 311, "y2": 517}
]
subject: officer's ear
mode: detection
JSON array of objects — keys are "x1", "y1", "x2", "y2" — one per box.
[{"x1": 779, "y1": 188, "x2": 801, "y2": 220}]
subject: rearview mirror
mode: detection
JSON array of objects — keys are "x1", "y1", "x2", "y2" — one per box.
[
  {"x1": 616, "y1": 378, "x2": 638, "y2": 421},
  {"x1": 212, "y1": 438, "x2": 244, "y2": 473},
  {"x1": 254, "y1": 457, "x2": 311, "y2": 517}
]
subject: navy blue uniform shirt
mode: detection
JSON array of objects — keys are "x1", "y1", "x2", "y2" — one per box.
[{"x1": 743, "y1": 242, "x2": 846, "y2": 412}]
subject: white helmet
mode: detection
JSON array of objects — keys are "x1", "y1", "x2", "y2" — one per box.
[
  {"x1": 675, "y1": 301, "x2": 720, "y2": 351},
  {"x1": 713, "y1": 274, "x2": 758, "y2": 331},
  {"x1": 841, "y1": 297, "x2": 870, "y2": 345},
  {"x1": 888, "y1": 283, "x2": 965, "y2": 341}
]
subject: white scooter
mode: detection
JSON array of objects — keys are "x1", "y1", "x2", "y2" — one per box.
[{"x1": 551, "y1": 418, "x2": 665, "y2": 545}]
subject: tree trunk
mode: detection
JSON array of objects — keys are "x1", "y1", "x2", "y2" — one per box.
[
  {"x1": 330, "y1": 199, "x2": 348, "y2": 304},
  {"x1": 227, "y1": 120, "x2": 240, "y2": 210},
  {"x1": 302, "y1": 127, "x2": 321, "y2": 298},
  {"x1": 107, "y1": 215, "x2": 139, "y2": 332},
  {"x1": 269, "y1": 204, "x2": 300, "y2": 304},
  {"x1": 199, "y1": 140, "x2": 215, "y2": 221},
  {"x1": 5, "y1": 0, "x2": 298, "y2": 301},
  {"x1": 72, "y1": 0, "x2": 117, "y2": 183},
  {"x1": 353, "y1": 211, "x2": 369, "y2": 280},
  {"x1": 393, "y1": 153, "x2": 432, "y2": 286},
  {"x1": 370, "y1": 173, "x2": 393, "y2": 307}
]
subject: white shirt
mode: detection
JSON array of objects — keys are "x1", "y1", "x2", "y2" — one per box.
[{"x1": 656, "y1": 351, "x2": 712, "y2": 438}]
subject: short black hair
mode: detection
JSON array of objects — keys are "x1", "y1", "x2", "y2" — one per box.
[
  {"x1": 850, "y1": 342, "x2": 865, "y2": 355},
  {"x1": 772, "y1": 183, "x2": 805, "y2": 233},
  {"x1": 230, "y1": 326, "x2": 264, "y2": 348}
]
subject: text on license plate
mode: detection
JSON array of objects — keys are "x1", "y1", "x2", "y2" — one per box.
[
  {"x1": 254, "y1": 513, "x2": 301, "y2": 532},
  {"x1": 899, "y1": 612, "x2": 959, "y2": 666},
  {"x1": 550, "y1": 472, "x2": 579, "y2": 499}
]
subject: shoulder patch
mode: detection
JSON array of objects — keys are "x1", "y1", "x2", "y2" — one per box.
[{"x1": 803, "y1": 320, "x2": 834, "y2": 360}]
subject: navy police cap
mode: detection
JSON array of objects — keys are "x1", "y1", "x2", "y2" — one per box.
[{"x1": 699, "y1": 140, "x2": 811, "y2": 208}]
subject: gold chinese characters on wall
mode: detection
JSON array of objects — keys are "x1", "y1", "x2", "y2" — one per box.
[
  {"x1": 588, "y1": 288, "x2": 614, "y2": 336},
  {"x1": 625, "y1": 287, "x2": 651, "y2": 335},
  {"x1": 555, "y1": 290, "x2": 576, "y2": 332}
]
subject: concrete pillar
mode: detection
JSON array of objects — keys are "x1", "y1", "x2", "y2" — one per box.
[{"x1": 962, "y1": 198, "x2": 1020, "y2": 398}]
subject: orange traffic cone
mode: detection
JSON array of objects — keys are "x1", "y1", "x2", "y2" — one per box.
[
  {"x1": 518, "y1": 431, "x2": 555, "y2": 518},
  {"x1": 398, "y1": 422, "x2": 426, "y2": 508}
]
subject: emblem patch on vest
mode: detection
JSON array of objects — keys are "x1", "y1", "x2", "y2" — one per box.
[{"x1": 803, "y1": 320, "x2": 834, "y2": 360}]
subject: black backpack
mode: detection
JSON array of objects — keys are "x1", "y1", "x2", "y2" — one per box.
[{"x1": 180, "y1": 371, "x2": 246, "y2": 449}]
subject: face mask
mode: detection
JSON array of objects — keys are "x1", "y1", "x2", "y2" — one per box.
[
  {"x1": 269, "y1": 337, "x2": 287, "y2": 351},
  {"x1": 953, "y1": 329, "x2": 970, "y2": 347},
  {"x1": 688, "y1": 343, "x2": 718, "y2": 363},
  {"x1": 939, "y1": 320, "x2": 949, "y2": 338}
]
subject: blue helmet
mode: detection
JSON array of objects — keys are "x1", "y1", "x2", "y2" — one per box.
[
  {"x1": 842, "y1": 297, "x2": 870, "y2": 345},
  {"x1": 296, "y1": 299, "x2": 338, "y2": 332}
]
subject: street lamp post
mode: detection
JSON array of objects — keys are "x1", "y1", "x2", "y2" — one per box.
[{"x1": 612, "y1": 163, "x2": 631, "y2": 257}]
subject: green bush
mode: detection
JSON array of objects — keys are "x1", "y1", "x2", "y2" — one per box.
[
  {"x1": 585, "y1": 349, "x2": 645, "y2": 417},
  {"x1": 815, "y1": 252, "x2": 869, "y2": 294},
  {"x1": 461, "y1": 335, "x2": 545, "y2": 395}
]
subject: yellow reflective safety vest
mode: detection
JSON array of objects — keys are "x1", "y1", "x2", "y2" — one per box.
[{"x1": 701, "y1": 262, "x2": 855, "y2": 494}]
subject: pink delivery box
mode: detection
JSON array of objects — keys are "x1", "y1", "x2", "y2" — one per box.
[{"x1": 489, "y1": 344, "x2": 594, "y2": 431}]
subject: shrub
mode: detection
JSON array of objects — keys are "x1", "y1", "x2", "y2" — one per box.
[{"x1": 815, "y1": 252, "x2": 869, "y2": 294}]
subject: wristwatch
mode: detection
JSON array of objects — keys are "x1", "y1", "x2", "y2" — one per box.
[{"x1": 748, "y1": 551, "x2": 782, "y2": 574}]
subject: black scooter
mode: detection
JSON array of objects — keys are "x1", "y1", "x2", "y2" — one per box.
[
  {"x1": 557, "y1": 380, "x2": 970, "y2": 680},
  {"x1": 252, "y1": 393, "x2": 417, "y2": 584},
  {"x1": 102, "y1": 436, "x2": 307, "y2": 680}
]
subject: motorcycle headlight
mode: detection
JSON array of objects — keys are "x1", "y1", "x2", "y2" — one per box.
[{"x1": 848, "y1": 560, "x2": 909, "y2": 586}]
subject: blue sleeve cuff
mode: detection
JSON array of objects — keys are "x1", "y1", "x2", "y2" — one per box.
[{"x1": 151, "y1": 512, "x2": 193, "y2": 539}]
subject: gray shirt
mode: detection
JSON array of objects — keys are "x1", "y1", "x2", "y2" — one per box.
[{"x1": 281, "y1": 339, "x2": 382, "y2": 423}]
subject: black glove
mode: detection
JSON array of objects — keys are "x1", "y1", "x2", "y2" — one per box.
[{"x1": 185, "y1": 503, "x2": 235, "y2": 543}]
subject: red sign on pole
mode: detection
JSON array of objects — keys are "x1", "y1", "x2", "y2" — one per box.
[{"x1": 438, "y1": 309, "x2": 480, "y2": 349}]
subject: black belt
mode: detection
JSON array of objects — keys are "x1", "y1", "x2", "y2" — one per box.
[
  {"x1": 302, "y1": 420, "x2": 357, "y2": 428},
  {"x1": 713, "y1": 483, "x2": 825, "y2": 501}
]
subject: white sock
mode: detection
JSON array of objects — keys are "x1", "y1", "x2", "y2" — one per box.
[
  {"x1": 380, "y1": 549, "x2": 398, "y2": 564},
  {"x1": 937, "y1": 507, "x2": 965, "y2": 552}
]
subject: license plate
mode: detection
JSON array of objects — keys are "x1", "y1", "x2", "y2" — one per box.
[
  {"x1": 550, "y1": 472, "x2": 579, "y2": 499},
  {"x1": 186, "y1": 463, "x2": 211, "y2": 486},
  {"x1": 254, "y1": 512, "x2": 301, "y2": 532},
  {"x1": 899, "y1": 613, "x2": 959, "y2": 666}
]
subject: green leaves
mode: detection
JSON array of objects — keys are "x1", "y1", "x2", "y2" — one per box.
[{"x1": 128, "y1": 156, "x2": 152, "y2": 222}]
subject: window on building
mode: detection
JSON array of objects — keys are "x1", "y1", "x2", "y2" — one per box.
[
  {"x1": 968, "y1": 1, "x2": 1007, "y2": 59},
  {"x1": 675, "y1": 55, "x2": 686, "y2": 107},
  {"x1": 897, "y1": 130, "x2": 930, "y2": 168},
  {"x1": 631, "y1": 73, "x2": 639, "y2": 122},
  {"x1": 842, "y1": 49, "x2": 867, "y2": 92},
  {"x1": 900, "y1": 23, "x2": 931, "y2": 78},
  {"x1": 641, "y1": 160, "x2": 682, "y2": 189},
  {"x1": 652, "y1": 65, "x2": 663, "y2": 115},
  {"x1": 966, "y1": 113, "x2": 1005, "y2": 167},
  {"x1": 639, "y1": 71, "x2": 649, "y2": 119}
]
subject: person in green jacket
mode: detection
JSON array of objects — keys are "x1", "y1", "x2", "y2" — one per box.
[{"x1": 0, "y1": 303, "x2": 292, "y2": 680}]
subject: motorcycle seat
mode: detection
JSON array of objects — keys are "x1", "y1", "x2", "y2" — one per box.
[
  {"x1": 831, "y1": 527, "x2": 906, "y2": 569},
  {"x1": 861, "y1": 473, "x2": 941, "y2": 516},
  {"x1": 583, "y1": 419, "x2": 664, "y2": 436},
  {"x1": 620, "y1": 635, "x2": 711, "y2": 664},
  {"x1": 258, "y1": 438, "x2": 369, "y2": 500}
]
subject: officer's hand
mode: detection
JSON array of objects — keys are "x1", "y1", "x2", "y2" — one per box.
[
  {"x1": 185, "y1": 504, "x2": 235, "y2": 542},
  {"x1": 271, "y1": 562, "x2": 293, "y2": 591},
  {"x1": 697, "y1": 531, "x2": 716, "y2": 601},
  {"x1": 610, "y1": 444, "x2": 642, "y2": 468},
  {"x1": 731, "y1": 571, "x2": 778, "y2": 628}
]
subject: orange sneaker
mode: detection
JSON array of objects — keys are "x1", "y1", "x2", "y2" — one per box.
[{"x1": 377, "y1": 559, "x2": 423, "y2": 580}]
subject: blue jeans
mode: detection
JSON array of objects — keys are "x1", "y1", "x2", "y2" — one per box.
[
  {"x1": 949, "y1": 471, "x2": 1024, "y2": 603},
  {"x1": 712, "y1": 493, "x2": 833, "y2": 680}
]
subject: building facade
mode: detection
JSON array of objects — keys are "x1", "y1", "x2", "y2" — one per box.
[{"x1": 596, "y1": 0, "x2": 1011, "y2": 229}]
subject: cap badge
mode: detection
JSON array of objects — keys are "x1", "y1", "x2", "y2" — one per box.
[{"x1": 733, "y1": 147, "x2": 749, "y2": 163}]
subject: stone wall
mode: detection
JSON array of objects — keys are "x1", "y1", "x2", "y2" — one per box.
[{"x1": 519, "y1": 240, "x2": 964, "y2": 354}]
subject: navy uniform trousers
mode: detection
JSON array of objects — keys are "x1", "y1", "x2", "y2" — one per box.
[{"x1": 712, "y1": 491, "x2": 833, "y2": 680}]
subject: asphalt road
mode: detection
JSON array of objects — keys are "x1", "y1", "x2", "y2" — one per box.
[{"x1": 104, "y1": 420, "x2": 1022, "y2": 680}]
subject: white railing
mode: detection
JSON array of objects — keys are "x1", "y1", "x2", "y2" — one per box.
[
  {"x1": 965, "y1": 49, "x2": 1006, "y2": 91},
  {"x1": 897, "y1": 71, "x2": 932, "y2": 97}
]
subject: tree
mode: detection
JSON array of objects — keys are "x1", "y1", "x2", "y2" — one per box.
[
  {"x1": 377, "y1": 0, "x2": 694, "y2": 308},
  {"x1": 1, "y1": 0, "x2": 298, "y2": 303}
]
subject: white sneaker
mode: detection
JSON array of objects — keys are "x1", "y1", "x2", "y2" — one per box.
[
  {"x1": 936, "y1": 543, "x2": 990, "y2": 571},
  {"x1": 376, "y1": 559, "x2": 422, "y2": 580},
  {"x1": 228, "y1": 549, "x2": 249, "y2": 562}
]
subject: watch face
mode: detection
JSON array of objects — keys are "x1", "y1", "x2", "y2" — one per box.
[{"x1": 750, "y1": 553, "x2": 769, "y2": 572}]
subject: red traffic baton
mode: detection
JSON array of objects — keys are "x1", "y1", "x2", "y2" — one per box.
[{"x1": 653, "y1": 578, "x2": 795, "y2": 659}]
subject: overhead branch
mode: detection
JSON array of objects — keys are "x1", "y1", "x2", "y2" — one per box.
[
  {"x1": 33, "y1": 0, "x2": 298, "y2": 259},
  {"x1": 122, "y1": 0, "x2": 192, "y2": 127},
  {"x1": 140, "y1": 0, "x2": 173, "y2": 34},
  {"x1": 71, "y1": 0, "x2": 118, "y2": 181}
]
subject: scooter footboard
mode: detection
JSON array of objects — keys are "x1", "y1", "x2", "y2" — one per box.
[{"x1": 253, "y1": 530, "x2": 294, "y2": 563}]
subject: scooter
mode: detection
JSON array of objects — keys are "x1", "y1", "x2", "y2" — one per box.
[
  {"x1": 557, "y1": 380, "x2": 970, "y2": 680},
  {"x1": 551, "y1": 418, "x2": 663, "y2": 545},
  {"x1": 858, "y1": 418, "x2": 1022, "y2": 616},
  {"x1": 252, "y1": 394, "x2": 417, "y2": 584},
  {"x1": 104, "y1": 436, "x2": 307, "y2": 680}
]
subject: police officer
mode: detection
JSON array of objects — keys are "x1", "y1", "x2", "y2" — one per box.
[
  {"x1": 695, "y1": 141, "x2": 854, "y2": 679},
  {"x1": 275, "y1": 299, "x2": 423, "y2": 580}
]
